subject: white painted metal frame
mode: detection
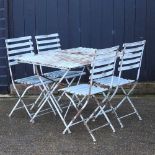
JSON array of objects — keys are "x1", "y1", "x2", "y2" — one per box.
[
  {"x1": 14, "y1": 47, "x2": 95, "y2": 132},
  {"x1": 94, "y1": 40, "x2": 146, "y2": 128},
  {"x1": 5, "y1": 36, "x2": 55, "y2": 120},
  {"x1": 113, "y1": 40, "x2": 146, "y2": 126},
  {"x1": 60, "y1": 46, "x2": 119, "y2": 141},
  {"x1": 35, "y1": 33, "x2": 85, "y2": 92},
  {"x1": 34, "y1": 34, "x2": 86, "y2": 118}
]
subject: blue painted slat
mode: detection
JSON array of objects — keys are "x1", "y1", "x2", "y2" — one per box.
[
  {"x1": 146, "y1": 0, "x2": 155, "y2": 81},
  {"x1": 0, "y1": 0, "x2": 9, "y2": 93},
  {"x1": 12, "y1": 0, "x2": 26, "y2": 79},
  {"x1": 114, "y1": 0, "x2": 124, "y2": 45},
  {"x1": 68, "y1": 0, "x2": 80, "y2": 48},
  {"x1": 23, "y1": 0, "x2": 35, "y2": 76},
  {"x1": 135, "y1": 0, "x2": 147, "y2": 81},
  {"x1": 35, "y1": 0, "x2": 47, "y2": 35},
  {"x1": 101, "y1": 0, "x2": 114, "y2": 48},
  {"x1": 46, "y1": 0, "x2": 58, "y2": 34},
  {"x1": 57, "y1": 0, "x2": 69, "y2": 49},
  {"x1": 80, "y1": 0, "x2": 91, "y2": 47},
  {"x1": 1, "y1": 0, "x2": 155, "y2": 93},
  {"x1": 124, "y1": 0, "x2": 135, "y2": 42},
  {"x1": 90, "y1": 0, "x2": 102, "y2": 48}
]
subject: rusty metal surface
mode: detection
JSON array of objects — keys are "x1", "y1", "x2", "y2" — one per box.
[{"x1": 15, "y1": 47, "x2": 96, "y2": 69}]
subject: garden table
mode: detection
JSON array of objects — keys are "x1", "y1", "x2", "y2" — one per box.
[{"x1": 15, "y1": 47, "x2": 96, "y2": 132}]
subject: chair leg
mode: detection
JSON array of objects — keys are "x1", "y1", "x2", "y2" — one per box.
[
  {"x1": 121, "y1": 86, "x2": 142, "y2": 121},
  {"x1": 93, "y1": 96, "x2": 115, "y2": 133},
  {"x1": 9, "y1": 85, "x2": 33, "y2": 118},
  {"x1": 63, "y1": 93, "x2": 89, "y2": 134},
  {"x1": 126, "y1": 95, "x2": 142, "y2": 120},
  {"x1": 113, "y1": 85, "x2": 142, "y2": 126},
  {"x1": 63, "y1": 93, "x2": 96, "y2": 141},
  {"x1": 109, "y1": 102, "x2": 124, "y2": 128}
]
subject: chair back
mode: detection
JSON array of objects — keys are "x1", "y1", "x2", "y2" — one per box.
[
  {"x1": 119, "y1": 40, "x2": 146, "y2": 81},
  {"x1": 5, "y1": 36, "x2": 34, "y2": 81},
  {"x1": 35, "y1": 33, "x2": 61, "y2": 53},
  {"x1": 89, "y1": 46, "x2": 119, "y2": 93}
]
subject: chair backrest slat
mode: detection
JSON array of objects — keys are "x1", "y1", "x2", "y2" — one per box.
[
  {"x1": 123, "y1": 40, "x2": 145, "y2": 47},
  {"x1": 37, "y1": 43, "x2": 61, "y2": 50},
  {"x1": 119, "y1": 63, "x2": 140, "y2": 71},
  {"x1": 5, "y1": 36, "x2": 32, "y2": 43},
  {"x1": 35, "y1": 33, "x2": 61, "y2": 53},
  {"x1": 119, "y1": 57, "x2": 141, "y2": 65},
  {"x1": 118, "y1": 40, "x2": 146, "y2": 80},
  {"x1": 8, "y1": 47, "x2": 34, "y2": 55},
  {"x1": 6, "y1": 41, "x2": 33, "y2": 49},
  {"x1": 124, "y1": 46, "x2": 144, "y2": 54},
  {"x1": 91, "y1": 70, "x2": 114, "y2": 80},
  {"x1": 90, "y1": 64, "x2": 114, "y2": 74},
  {"x1": 5, "y1": 36, "x2": 33, "y2": 67},
  {"x1": 90, "y1": 46, "x2": 119, "y2": 82},
  {"x1": 93, "y1": 57, "x2": 116, "y2": 67},
  {"x1": 35, "y1": 33, "x2": 59, "y2": 39},
  {"x1": 119, "y1": 40, "x2": 146, "y2": 71},
  {"x1": 123, "y1": 52, "x2": 142, "y2": 59},
  {"x1": 37, "y1": 38, "x2": 60, "y2": 45}
]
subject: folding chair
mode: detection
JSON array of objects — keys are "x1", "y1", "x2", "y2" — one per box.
[
  {"x1": 35, "y1": 33, "x2": 85, "y2": 86},
  {"x1": 94, "y1": 40, "x2": 146, "y2": 128},
  {"x1": 33, "y1": 33, "x2": 86, "y2": 115},
  {"x1": 59, "y1": 46, "x2": 119, "y2": 141},
  {"x1": 5, "y1": 36, "x2": 54, "y2": 120}
]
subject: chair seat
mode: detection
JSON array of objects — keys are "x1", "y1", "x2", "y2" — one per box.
[
  {"x1": 44, "y1": 70, "x2": 86, "y2": 80},
  {"x1": 94, "y1": 76, "x2": 135, "y2": 87},
  {"x1": 60, "y1": 84, "x2": 107, "y2": 96},
  {"x1": 15, "y1": 75, "x2": 51, "y2": 86}
]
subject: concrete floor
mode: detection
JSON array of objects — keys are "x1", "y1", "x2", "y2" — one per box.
[{"x1": 0, "y1": 96, "x2": 155, "y2": 155}]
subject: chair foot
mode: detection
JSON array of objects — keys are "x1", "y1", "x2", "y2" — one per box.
[{"x1": 30, "y1": 119, "x2": 35, "y2": 124}]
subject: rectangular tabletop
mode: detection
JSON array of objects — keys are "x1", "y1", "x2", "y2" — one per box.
[{"x1": 15, "y1": 47, "x2": 96, "y2": 70}]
